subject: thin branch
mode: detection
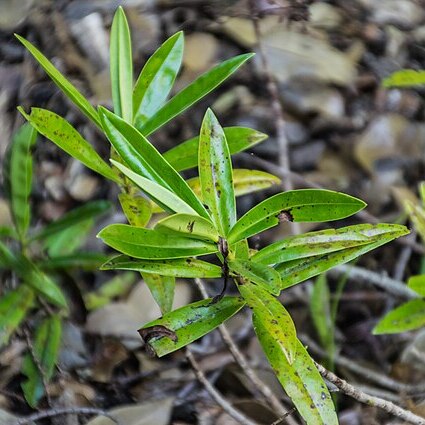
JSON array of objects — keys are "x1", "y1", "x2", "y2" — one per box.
[
  {"x1": 248, "y1": 0, "x2": 300, "y2": 235},
  {"x1": 301, "y1": 334, "x2": 425, "y2": 395},
  {"x1": 194, "y1": 279, "x2": 296, "y2": 423},
  {"x1": 16, "y1": 407, "x2": 119, "y2": 425},
  {"x1": 186, "y1": 348, "x2": 259, "y2": 425},
  {"x1": 328, "y1": 265, "x2": 418, "y2": 300},
  {"x1": 315, "y1": 362, "x2": 425, "y2": 425}
]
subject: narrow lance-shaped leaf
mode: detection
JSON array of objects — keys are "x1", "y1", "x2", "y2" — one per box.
[
  {"x1": 199, "y1": 109, "x2": 236, "y2": 236},
  {"x1": 228, "y1": 189, "x2": 367, "y2": 244},
  {"x1": 373, "y1": 299, "x2": 425, "y2": 335},
  {"x1": 151, "y1": 169, "x2": 279, "y2": 214},
  {"x1": 238, "y1": 283, "x2": 298, "y2": 363},
  {"x1": 19, "y1": 108, "x2": 120, "y2": 183},
  {"x1": 163, "y1": 127, "x2": 268, "y2": 172},
  {"x1": 188, "y1": 169, "x2": 280, "y2": 199},
  {"x1": 252, "y1": 224, "x2": 379, "y2": 265},
  {"x1": 119, "y1": 192, "x2": 152, "y2": 227},
  {"x1": 408, "y1": 274, "x2": 425, "y2": 297},
  {"x1": 15, "y1": 35, "x2": 101, "y2": 128},
  {"x1": 133, "y1": 32, "x2": 184, "y2": 128},
  {"x1": 254, "y1": 318, "x2": 338, "y2": 425},
  {"x1": 43, "y1": 219, "x2": 94, "y2": 257},
  {"x1": 310, "y1": 274, "x2": 335, "y2": 367},
  {"x1": 0, "y1": 286, "x2": 34, "y2": 347},
  {"x1": 110, "y1": 6, "x2": 133, "y2": 122},
  {"x1": 99, "y1": 107, "x2": 209, "y2": 218},
  {"x1": 31, "y1": 200, "x2": 111, "y2": 241},
  {"x1": 98, "y1": 224, "x2": 218, "y2": 259},
  {"x1": 155, "y1": 213, "x2": 220, "y2": 242},
  {"x1": 383, "y1": 69, "x2": 425, "y2": 88},
  {"x1": 139, "y1": 296, "x2": 245, "y2": 357},
  {"x1": 102, "y1": 255, "x2": 222, "y2": 278},
  {"x1": 39, "y1": 253, "x2": 109, "y2": 270},
  {"x1": 22, "y1": 316, "x2": 62, "y2": 407},
  {"x1": 139, "y1": 53, "x2": 254, "y2": 136},
  {"x1": 112, "y1": 160, "x2": 197, "y2": 215},
  {"x1": 229, "y1": 260, "x2": 281, "y2": 295},
  {"x1": 142, "y1": 273, "x2": 175, "y2": 315},
  {"x1": 276, "y1": 224, "x2": 409, "y2": 290},
  {"x1": 4, "y1": 123, "x2": 37, "y2": 240}
]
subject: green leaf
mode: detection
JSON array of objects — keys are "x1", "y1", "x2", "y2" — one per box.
[
  {"x1": 228, "y1": 189, "x2": 367, "y2": 244},
  {"x1": 22, "y1": 316, "x2": 62, "y2": 407},
  {"x1": 4, "y1": 123, "x2": 37, "y2": 240},
  {"x1": 383, "y1": 69, "x2": 425, "y2": 88},
  {"x1": 310, "y1": 274, "x2": 334, "y2": 363},
  {"x1": 84, "y1": 272, "x2": 136, "y2": 310},
  {"x1": 0, "y1": 240, "x2": 19, "y2": 269},
  {"x1": 199, "y1": 109, "x2": 236, "y2": 236},
  {"x1": 19, "y1": 108, "x2": 120, "y2": 183},
  {"x1": 101, "y1": 255, "x2": 222, "y2": 278},
  {"x1": 15, "y1": 35, "x2": 101, "y2": 128},
  {"x1": 229, "y1": 260, "x2": 281, "y2": 295},
  {"x1": 0, "y1": 226, "x2": 19, "y2": 240},
  {"x1": 254, "y1": 318, "x2": 337, "y2": 425},
  {"x1": 133, "y1": 32, "x2": 184, "y2": 128},
  {"x1": 110, "y1": 6, "x2": 133, "y2": 122},
  {"x1": 99, "y1": 107, "x2": 208, "y2": 218},
  {"x1": 142, "y1": 273, "x2": 175, "y2": 315},
  {"x1": 408, "y1": 274, "x2": 425, "y2": 297},
  {"x1": 98, "y1": 224, "x2": 218, "y2": 259},
  {"x1": 139, "y1": 53, "x2": 254, "y2": 136},
  {"x1": 112, "y1": 160, "x2": 197, "y2": 215},
  {"x1": 189, "y1": 168, "x2": 280, "y2": 198},
  {"x1": 39, "y1": 253, "x2": 109, "y2": 270},
  {"x1": 31, "y1": 200, "x2": 111, "y2": 242},
  {"x1": 0, "y1": 286, "x2": 34, "y2": 347},
  {"x1": 373, "y1": 299, "x2": 425, "y2": 334},
  {"x1": 139, "y1": 296, "x2": 245, "y2": 357},
  {"x1": 22, "y1": 259, "x2": 68, "y2": 308},
  {"x1": 119, "y1": 192, "x2": 152, "y2": 227},
  {"x1": 238, "y1": 283, "x2": 298, "y2": 363},
  {"x1": 163, "y1": 127, "x2": 268, "y2": 172},
  {"x1": 43, "y1": 219, "x2": 94, "y2": 257},
  {"x1": 155, "y1": 213, "x2": 219, "y2": 242},
  {"x1": 252, "y1": 224, "x2": 381, "y2": 265},
  {"x1": 276, "y1": 224, "x2": 409, "y2": 290}
]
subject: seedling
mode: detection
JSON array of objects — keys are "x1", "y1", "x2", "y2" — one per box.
[
  {"x1": 16, "y1": 7, "x2": 409, "y2": 423},
  {"x1": 0, "y1": 124, "x2": 111, "y2": 406}
]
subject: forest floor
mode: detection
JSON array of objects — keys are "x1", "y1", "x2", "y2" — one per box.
[{"x1": 0, "y1": 0, "x2": 425, "y2": 424}]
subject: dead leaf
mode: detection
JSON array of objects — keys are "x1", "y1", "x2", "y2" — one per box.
[{"x1": 85, "y1": 398, "x2": 174, "y2": 425}]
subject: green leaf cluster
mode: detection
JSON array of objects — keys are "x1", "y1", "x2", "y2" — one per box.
[
  {"x1": 14, "y1": 7, "x2": 411, "y2": 422},
  {"x1": 0, "y1": 124, "x2": 111, "y2": 406}
]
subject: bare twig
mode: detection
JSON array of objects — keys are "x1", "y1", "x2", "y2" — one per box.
[
  {"x1": 315, "y1": 362, "x2": 425, "y2": 425},
  {"x1": 301, "y1": 334, "x2": 425, "y2": 395},
  {"x1": 186, "y1": 348, "x2": 259, "y2": 425},
  {"x1": 328, "y1": 265, "x2": 418, "y2": 299},
  {"x1": 16, "y1": 407, "x2": 119, "y2": 425},
  {"x1": 194, "y1": 279, "x2": 296, "y2": 423},
  {"x1": 393, "y1": 231, "x2": 416, "y2": 281},
  {"x1": 248, "y1": 1, "x2": 300, "y2": 235}
]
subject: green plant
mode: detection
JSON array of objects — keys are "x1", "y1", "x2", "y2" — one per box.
[
  {"x1": 15, "y1": 7, "x2": 410, "y2": 423},
  {"x1": 373, "y1": 182, "x2": 425, "y2": 335},
  {"x1": 0, "y1": 124, "x2": 111, "y2": 407}
]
